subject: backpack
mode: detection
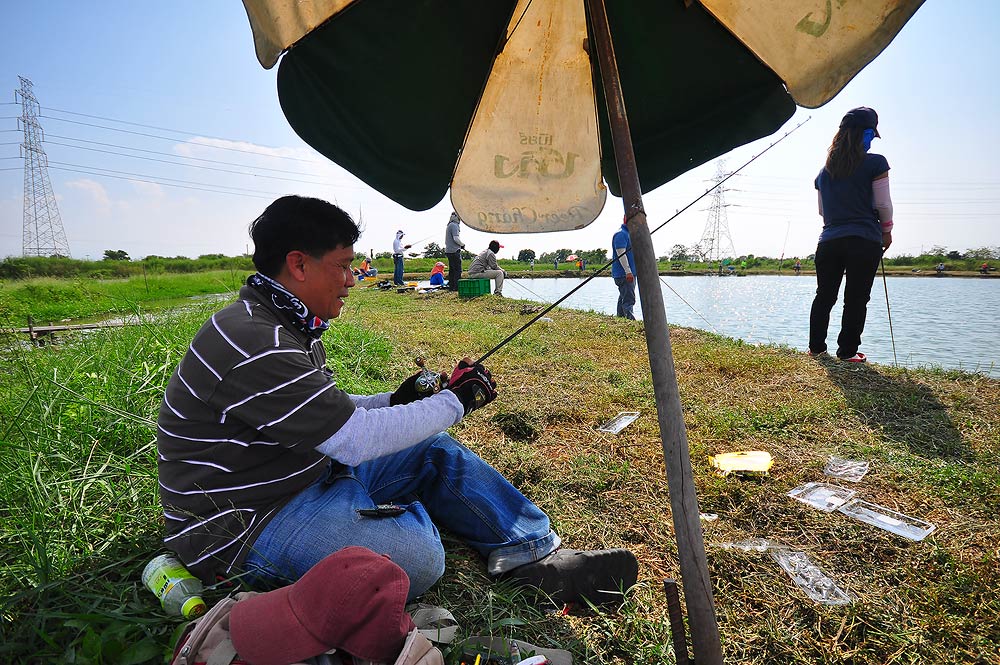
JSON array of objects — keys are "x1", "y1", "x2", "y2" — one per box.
[{"x1": 169, "y1": 592, "x2": 443, "y2": 665}]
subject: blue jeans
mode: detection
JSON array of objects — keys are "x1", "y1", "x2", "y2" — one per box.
[
  {"x1": 615, "y1": 276, "x2": 636, "y2": 319},
  {"x1": 393, "y1": 254, "x2": 404, "y2": 285},
  {"x1": 243, "y1": 433, "x2": 559, "y2": 600}
]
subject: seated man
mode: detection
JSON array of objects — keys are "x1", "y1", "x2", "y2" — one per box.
[
  {"x1": 467, "y1": 240, "x2": 506, "y2": 296},
  {"x1": 355, "y1": 256, "x2": 377, "y2": 279},
  {"x1": 156, "y1": 195, "x2": 637, "y2": 606}
]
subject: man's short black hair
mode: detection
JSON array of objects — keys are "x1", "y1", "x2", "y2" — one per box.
[
  {"x1": 488, "y1": 240, "x2": 501, "y2": 253},
  {"x1": 249, "y1": 196, "x2": 361, "y2": 277}
]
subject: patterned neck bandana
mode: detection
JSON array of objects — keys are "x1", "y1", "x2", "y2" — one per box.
[{"x1": 247, "y1": 272, "x2": 330, "y2": 339}]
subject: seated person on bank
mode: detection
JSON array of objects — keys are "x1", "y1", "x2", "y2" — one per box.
[
  {"x1": 156, "y1": 195, "x2": 637, "y2": 606},
  {"x1": 467, "y1": 240, "x2": 506, "y2": 296},
  {"x1": 429, "y1": 261, "x2": 446, "y2": 286},
  {"x1": 354, "y1": 256, "x2": 377, "y2": 279}
]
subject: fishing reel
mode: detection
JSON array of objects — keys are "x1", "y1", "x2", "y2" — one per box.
[{"x1": 414, "y1": 357, "x2": 445, "y2": 396}]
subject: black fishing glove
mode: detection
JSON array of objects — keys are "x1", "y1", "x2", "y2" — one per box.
[
  {"x1": 446, "y1": 360, "x2": 498, "y2": 415},
  {"x1": 390, "y1": 371, "x2": 446, "y2": 405}
]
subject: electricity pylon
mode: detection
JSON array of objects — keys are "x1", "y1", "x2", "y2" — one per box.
[
  {"x1": 696, "y1": 160, "x2": 736, "y2": 263},
  {"x1": 17, "y1": 76, "x2": 71, "y2": 257}
]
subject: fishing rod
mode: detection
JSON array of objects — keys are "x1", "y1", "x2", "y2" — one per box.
[
  {"x1": 404, "y1": 233, "x2": 438, "y2": 247},
  {"x1": 647, "y1": 117, "x2": 810, "y2": 237},
  {"x1": 474, "y1": 117, "x2": 811, "y2": 365},
  {"x1": 880, "y1": 256, "x2": 899, "y2": 367}
]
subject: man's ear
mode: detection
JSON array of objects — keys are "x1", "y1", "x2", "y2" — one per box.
[{"x1": 283, "y1": 250, "x2": 309, "y2": 283}]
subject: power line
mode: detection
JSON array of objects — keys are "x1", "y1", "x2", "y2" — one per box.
[
  {"x1": 47, "y1": 165, "x2": 275, "y2": 200},
  {"x1": 43, "y1": 105, "x2": 267, "y2": 144},
  {"x1": 44, "y1": 133, "x2": 341, "y2": 178},
  {"x1": 39, "y1": 115, "x2": 324, "y2": 163},
  {"x1": 3, "y1": 151, "x2": 352, "y2": 202},
  {"x1": 42, "y1": 139, "x2": 333, "y2": 186},
  {"x1": 46, "y1": 159, "x2": 288, "y2": 196}
]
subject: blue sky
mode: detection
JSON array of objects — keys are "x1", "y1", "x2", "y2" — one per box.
[{"x1": 1, "y1": 1, "x2": 997, "y2": 261}]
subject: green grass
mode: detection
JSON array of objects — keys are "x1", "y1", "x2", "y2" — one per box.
[
  {"x1": 0, "y1": 271, "x2": 252, "y2": 324},
  {"x1": 2, "y1": 285, "x2": 998, "y2": 663}
]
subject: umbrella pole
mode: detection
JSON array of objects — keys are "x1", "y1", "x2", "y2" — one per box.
[{"x1": 584, "y1": 0, "x2": 724, "y2": 662}]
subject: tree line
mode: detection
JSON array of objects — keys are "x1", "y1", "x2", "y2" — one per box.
[{"x1": 2, "y1": 244, "x2": 995, "y2": 281}]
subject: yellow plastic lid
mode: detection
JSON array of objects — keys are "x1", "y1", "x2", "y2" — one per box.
[
  {"x1": 709, "y1": 451, "x2": 774, "y2": 476},
  {"x1": 181, "y1": 596, "x2": 207, "y2": 619}
]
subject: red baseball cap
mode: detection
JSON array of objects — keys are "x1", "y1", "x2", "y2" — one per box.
[{"x1": 230, "y1": 547, "x2": 416, "y2": 663}]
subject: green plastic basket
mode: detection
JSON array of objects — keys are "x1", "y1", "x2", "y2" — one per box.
[{"x1": 458, "y1": 278, "x2": 491, "y2": 298}]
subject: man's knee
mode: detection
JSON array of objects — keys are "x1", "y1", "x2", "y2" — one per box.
[{"x1": 401, "y1": 532, "x2": 446, "y2": 598}]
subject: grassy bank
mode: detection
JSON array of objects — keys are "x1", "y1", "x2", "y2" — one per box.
[
  {"x1": 2, "y1": 286, "x2": 998, "y2": 663},
  {"x1": 0, "y1": 270, "x2": 252, "y2": 324}
]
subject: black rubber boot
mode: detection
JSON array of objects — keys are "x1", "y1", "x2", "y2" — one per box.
[{"x1": 503, "y1": 549, "x2": 638, "y2": 606}]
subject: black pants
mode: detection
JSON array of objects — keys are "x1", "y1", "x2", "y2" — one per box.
[
  {"x1": 446, "y1": 252, "x2": 462, "y2": 290},
  {"x1": 808, "y1": 236, "x2": 883, "y2": 359}
]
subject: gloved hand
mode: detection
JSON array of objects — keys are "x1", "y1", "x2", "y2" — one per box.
[
  {"x1": 390, "y1": 371, "x2": 445, "y2": 405},
  {"x1": 446, "y1": 360, "x2": 498, "y2": 415}
]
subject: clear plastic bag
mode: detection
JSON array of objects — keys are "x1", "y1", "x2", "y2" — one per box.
[
  {"x1": 770, "y1": 549, "x2": 853, "y2": 605},
  {"x1": 838, "y1": 500, "x2": 936, "y2": 541},
  {"x1": 597, "y1": 411, "x2": 639, "y2": 434},
  {"x1": 823, "y1": 456, "x2": 870, "y2": 482},
  {"x1": 787, "y1": 481, "x2": 857, "y2": 512},
  {"x1": 715, "y1": 538, "x2": 780, "y2": 552}
]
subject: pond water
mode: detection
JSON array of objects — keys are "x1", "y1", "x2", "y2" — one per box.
[{"x1": 504, "y1": 274, "x2": 1000, "y2": 377}]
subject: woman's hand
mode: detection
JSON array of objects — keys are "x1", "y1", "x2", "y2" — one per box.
[{"x1": 881, "y1": 231, "x2": 892, "y2": 251}]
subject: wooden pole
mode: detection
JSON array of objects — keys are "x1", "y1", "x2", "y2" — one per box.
[{"x1": 584, "y1": 0, "x2": 724, "y2": 662}]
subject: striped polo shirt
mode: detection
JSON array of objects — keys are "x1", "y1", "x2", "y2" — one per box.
[{"x1": 156, "y1": 285, "x2": 355, "y2": 582}]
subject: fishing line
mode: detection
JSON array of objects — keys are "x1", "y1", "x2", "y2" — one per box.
[
  {"x1": 474, "y1": 117, "x2": 811, "y2": 365},
  {"x1": 658, "y1": 276, "x2": 718, "y2": 333},
  {"x1": 475, "y1": 119, "x2": 811, "y2": 363},
  {"x1": 777, "y1": 220, "x2": 791, "y2": 272},
  {"x1": 880, "y1": 256, "x2": 899, "y2": 367},
  {"x1": 505, "y1": 277, "x2": 552, "y2": 303}
]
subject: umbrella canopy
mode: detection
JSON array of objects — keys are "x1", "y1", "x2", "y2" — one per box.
[{"x1": 244, "y1": 0, "x2": 922, "y2": 231}]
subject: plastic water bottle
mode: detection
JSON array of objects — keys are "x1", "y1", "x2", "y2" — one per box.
[{"x1": 142, "y1": 554, "x2": 207, "y2": 618}]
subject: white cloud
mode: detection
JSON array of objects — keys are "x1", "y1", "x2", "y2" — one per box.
[{"x1": 65, "y1": 178, "x2": 110, "y2": 208}]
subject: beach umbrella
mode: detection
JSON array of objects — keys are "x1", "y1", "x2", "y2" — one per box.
[
  {"x1": 240, "y1": 2, "x2": 925, "y2": 661},
  {"x1": 566, "y1": 254, "x2": 579, "y2": 262}
]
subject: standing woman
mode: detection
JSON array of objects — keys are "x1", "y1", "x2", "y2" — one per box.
[{"x1": 808, "y1": 107, "x2": 894, "y2": 363}]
